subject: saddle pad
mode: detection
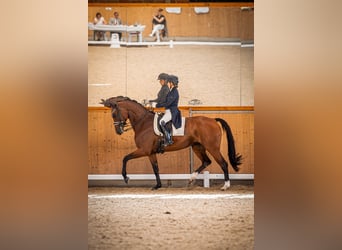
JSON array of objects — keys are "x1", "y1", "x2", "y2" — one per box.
[{"x1": 153, "y1": 114, "x2": 185, "y2": 136}]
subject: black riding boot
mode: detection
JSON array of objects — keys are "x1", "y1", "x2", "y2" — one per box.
[{"x1": 160, "y1": 121, "x2": 173, "y2": 146}]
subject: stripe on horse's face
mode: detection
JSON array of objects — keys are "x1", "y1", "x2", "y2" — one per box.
[
  {"x1": 111, "y1": 104, "x2": 128, "y2": 135},
  {"x1": 111, "y1": 107, "x2": 117, "y2": 118}
]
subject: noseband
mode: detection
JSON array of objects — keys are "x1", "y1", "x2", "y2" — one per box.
[{"x1": 112, "y1": 105, "x2": 131, "y2": 134}]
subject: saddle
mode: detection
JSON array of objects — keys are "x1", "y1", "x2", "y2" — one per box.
[
  {"x1": 153, "y1": 113, "x2": 186, "y2": 154},
  {"x1": 153, "y1": 113, "x2": 186, "y2": 137}
]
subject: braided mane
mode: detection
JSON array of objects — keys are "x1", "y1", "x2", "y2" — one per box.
[{"x1": 100, "y1": 96, "x2": 154, "y2": 114}]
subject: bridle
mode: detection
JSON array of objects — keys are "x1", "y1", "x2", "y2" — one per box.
[
  {"x1": 113, "y1": 120, "x2": 130, "y2": 134},
  {"x1": 111, "y1": 102, "x2": 149, "y2": 134},
  {"x1": 111, "y1": 104, "x2": 131, "y2": 134}
]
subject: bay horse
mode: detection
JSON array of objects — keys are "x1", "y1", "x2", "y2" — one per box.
[{"x1": 100, "y1": 96, "x2": 242, "y2": 190}]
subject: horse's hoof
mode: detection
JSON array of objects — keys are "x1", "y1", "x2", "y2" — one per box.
[
  {"x1": 188, "y1": 180, "x2": 196, "y2": 187},
  {"x1": 124, "y1": 176, "x2": 130, "y2": 184},
  {"x1": 220, "y1": 181, "x2": 230, "y2": 191},
  {"x1": 189, "y1": 172, "x2": 198, "y2": 185},
  {"x1": 151, "y1": 185, "x2": 161, "y2": 190}
]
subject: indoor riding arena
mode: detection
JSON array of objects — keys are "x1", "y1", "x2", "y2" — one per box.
[{"x1": 88, "y1": 2, "x2": 254, "y2": 249}]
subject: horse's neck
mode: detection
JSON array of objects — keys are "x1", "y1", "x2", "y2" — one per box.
[{"x1": 125, "y1": 102, "x2": 152, "y2": 125}]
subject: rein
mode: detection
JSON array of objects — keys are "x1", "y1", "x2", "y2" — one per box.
[
  {"x1": 113, "y1": 120, "x2": 132, "y2": 132},
  {"x1": 112, "y1": 102, "x2": 150, "y2": 133}
]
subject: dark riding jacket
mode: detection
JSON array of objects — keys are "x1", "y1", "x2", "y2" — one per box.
[
  {"x1": 156, "y1": 87, "x2": 181, "y2": 129},
  {"x1": 150, "y1": 84, "x2": 169, "y2": 106}
]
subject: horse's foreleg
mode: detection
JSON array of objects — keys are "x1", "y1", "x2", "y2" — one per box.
[
  {"x1": 122, "y1": 149, "x2": 146, "y2": 184},
  {"x1": 149, "y1": 154, "x2": 162, "y2": 190}
]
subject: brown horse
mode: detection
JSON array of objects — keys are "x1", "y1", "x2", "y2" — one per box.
[{"x1": 100, "y1": 96, "x2": 242, "y2": 190}]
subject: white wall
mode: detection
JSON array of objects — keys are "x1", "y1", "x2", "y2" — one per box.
[{"x1": 88, "y1": 45, "x2": 254, "y2": 106}]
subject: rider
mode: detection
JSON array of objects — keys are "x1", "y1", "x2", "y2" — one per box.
[
  {"x1": 149, "y1": 73, "x2": 169, "y2": 107},
  {"x1": 156, "y1": 75, "x2": 181, "y2": 147}
]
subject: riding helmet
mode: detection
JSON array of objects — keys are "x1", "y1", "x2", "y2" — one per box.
[
  {"x1": 157, "y1": 73, "x2": 169, "y2": 81},
  {"x1": 168, "y1": 75, "x2": 179, "y2": 86}
]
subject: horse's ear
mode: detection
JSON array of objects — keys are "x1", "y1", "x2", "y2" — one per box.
[{"x1": 100, "y1": 98, "x2": 113, "y2": 108}]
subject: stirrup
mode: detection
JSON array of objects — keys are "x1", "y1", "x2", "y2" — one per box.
[{"x1": 164, "y1": 135, "x2": 173, "y2": 146}]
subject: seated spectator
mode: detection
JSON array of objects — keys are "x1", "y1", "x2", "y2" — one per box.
[
  {"x1": 149, "y1": 8, "x2": 168, "y2": 42},
  {"x1": 109, "y1": 11, "x2": 122, "y2": 41},
  {"x1": 93, "y1": 12, "x2": 107, "y2": 41}
]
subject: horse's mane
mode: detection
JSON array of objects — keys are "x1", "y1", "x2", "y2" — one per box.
[{"x1": 100, "y1": 96, "x2": 154, "y2": 114}]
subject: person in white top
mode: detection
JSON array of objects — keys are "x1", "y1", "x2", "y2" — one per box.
[
  {"x1": 149, "y1": 8, "x2": 167, "y2": 42},
  {"x1": 93, "y1": 12, "x2": 107, "y2": 41},
  {"x1": 109, "y1": 12, "x2": 122, "y2": 40}
]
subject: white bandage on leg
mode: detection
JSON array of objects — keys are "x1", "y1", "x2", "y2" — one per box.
[{"x1": 220, "y1": 180, "x2": 230, "y2": 191}]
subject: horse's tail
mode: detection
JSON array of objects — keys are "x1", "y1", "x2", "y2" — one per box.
[{"x1": 215, "y1": 118, "x2": 242, "y2": 172}]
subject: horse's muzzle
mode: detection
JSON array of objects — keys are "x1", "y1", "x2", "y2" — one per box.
[
  {"x1": 115, "y1": 127, "x2": 124, "y2": 135},
  {"x1": 113, "y1": 121, "x2": 126, "y2": 135}
]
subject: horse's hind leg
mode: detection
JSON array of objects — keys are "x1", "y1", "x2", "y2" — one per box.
[
  {"x1": 149, "y1": 154, "x2": 162, "y2": 190},
  {"x1": 207, "y1": 149, "x2": 230, "y2": 190},
  {"x1": 189, "y1": 143, "x2": 212, "y2": 184}
]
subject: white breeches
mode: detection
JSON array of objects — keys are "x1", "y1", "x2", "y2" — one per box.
[
  {"x1": 159, "y1": 109, "x2": 171, "y2": 125},
  {"x1": 151, "y1": 24, "x2": 164, "y2": 41}
]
